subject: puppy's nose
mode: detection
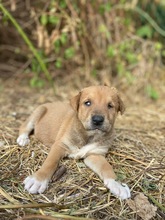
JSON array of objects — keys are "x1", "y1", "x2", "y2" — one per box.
[{"x1": 92, "y1": 115, "x2": 104, "y2": 126}]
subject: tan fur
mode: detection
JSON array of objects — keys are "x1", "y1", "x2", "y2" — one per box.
[{"x1": 17, "y1": 85, "x2": 130, "y2": 199}]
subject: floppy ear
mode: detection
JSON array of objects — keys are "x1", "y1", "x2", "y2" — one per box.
[
  {"x1": 70, "y1": 92, "x2": 81, "y2": 112},
  {"x1": 111, "y1": 87, "x2": 125, "y2": 115},
  {"x1": 118, "y1": 95, "x2": 125, "y2": 115},
  {"x1": 103, "y1": 82, "x2": 111, "y2": 87}
]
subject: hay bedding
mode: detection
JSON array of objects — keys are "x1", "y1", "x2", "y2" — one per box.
[{"x1": 0, "y1": 80, "x2": 164, "y2": 220}]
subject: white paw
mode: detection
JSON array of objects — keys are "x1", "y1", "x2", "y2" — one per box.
[
  {"x1": 104, "y1": 179, "x2": 131, "y2": 200},
  {"x1": 17, "y1": 134, "x2": 30, "y2": 146},
  {"x1": 23, "y1": 176, "x2": 49, "y2": 194}
]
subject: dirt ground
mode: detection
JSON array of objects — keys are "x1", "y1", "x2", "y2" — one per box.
[{"x1": 0, "y1": 75, "x2": 165, "y2": 220}]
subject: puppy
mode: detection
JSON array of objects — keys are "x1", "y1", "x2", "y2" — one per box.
[{"x1": 17, "y1": 85, "x2": 131, "y2": 200}]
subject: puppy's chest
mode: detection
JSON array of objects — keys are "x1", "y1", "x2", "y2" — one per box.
[
  {"x1": 72, "y1": 132, "x2": 87, "y2": 147},
  {"x1": 63, "y1": 129, "x2": 87, "y2": 153},
  {"x1": 63, "y1": 129, "x2": 113, "y2": 157}
]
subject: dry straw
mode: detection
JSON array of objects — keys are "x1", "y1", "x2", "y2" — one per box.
[{"x1": 0, "y1": 83, "x2": 165, "y2": 219}]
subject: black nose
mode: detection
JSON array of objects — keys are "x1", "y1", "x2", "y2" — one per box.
[{"x1": 92, "y1": 115, "x2": 104, "y2": 126}]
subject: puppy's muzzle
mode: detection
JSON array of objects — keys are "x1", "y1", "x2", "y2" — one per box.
[{"x1": 92, "y1": 115, "x2": 104, "y2": 128}]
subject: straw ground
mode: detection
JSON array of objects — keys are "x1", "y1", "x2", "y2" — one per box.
[{"x1": 0, "y1": 76, "x2": 165, "y2": 220}]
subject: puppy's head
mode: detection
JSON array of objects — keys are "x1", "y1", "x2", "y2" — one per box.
[{"x1": 70, "y1": 85, "x2": 125, "y2": 133}]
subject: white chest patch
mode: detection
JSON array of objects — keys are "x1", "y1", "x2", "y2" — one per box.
[{"x1": 68, "y1": 143, "x2": 109, "y2": 159}]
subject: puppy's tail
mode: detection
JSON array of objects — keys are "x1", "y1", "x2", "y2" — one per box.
[
  {"x1": 32, "y1": 105, "x2": 47, "y2": 124},
  {"x1": 19, "y1": 105, "x2": 47, "y2": 136}
]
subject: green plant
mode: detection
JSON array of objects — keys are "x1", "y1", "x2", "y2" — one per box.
[
  {"x1": 146, "y1": 85, "x2": 159, "y2": 100},
  {"x1": 106, "y1": 40, "x2": 137, "y2": 84},
  {"x1": 1, "y1": 0, "x2": 164, "y2": 88},
  {"x1": 136, "y1": 25, "x2": 153, "y2": 38},
  {"x1": 30, "y1": 76, "x2": 45, "y2": 88},
  {"x1": 142, "y1": 178, "x2": 158, "y2": 191},
  {"x1": 55, "y1": 58, "x2": 63, "y2": 69},
  {"x1": 0, "y1": 3, "x2": 54, "y2": 90},
  {"x1": 133, "y1": 6, "x2": 165, "y2": 37},
  {"x1": 40, "y1": 14, "x2": 60, "y2": 26},
  {"x1": 64, "y1": 47, "x2": 75, "y2": 59},
  {"x1": 99, "y1": 2, "x2": 111, "y2": 14}
]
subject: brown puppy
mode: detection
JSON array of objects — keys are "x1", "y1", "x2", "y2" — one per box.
[{"x1": 17, "y1": 85, "x2": 131, "y2": 200}]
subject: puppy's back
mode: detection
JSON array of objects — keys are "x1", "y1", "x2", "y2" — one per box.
[{"x1": 35, "y1": 102, "x2": 73, "y2": 146}]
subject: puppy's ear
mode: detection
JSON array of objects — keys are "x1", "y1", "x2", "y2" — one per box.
[
  {"x1": 111, "y1": 87, "x2": 125, "y2": 115},
  {"x1": 70, "y1": 92, "x2": 81, "y2": 112},
  {"x1": 118, "y1": 95, "x2": 125, "y2": 115},
  {"x1": 103, "y1": 81, "x2": 111, "y2": 87}
]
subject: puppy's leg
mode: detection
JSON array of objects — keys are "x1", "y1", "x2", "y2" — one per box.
[
  {"x1": 24, "y1": 142, "x2": 66, "y2": 194},
  {"x1": 84, "y1": 155, "x2": 131, "y2": 200},
  {"x1": 17, "y1": 106, "x2": 46, "y2": 146}
]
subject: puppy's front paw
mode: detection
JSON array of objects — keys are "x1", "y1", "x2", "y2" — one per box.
[
  {"x1": 23, "y1": 175, "x2": 49, "y2": 194},
  {"x1": 104, "y1": 179, "x2": 131, "y2": 200},
  {"x1": 17, "y1": 134, "x2": 30, "y2": 146}
]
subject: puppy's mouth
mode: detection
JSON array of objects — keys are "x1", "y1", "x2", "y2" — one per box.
[
  {"x1": 85, "y1": 124, "x2": 112, "y2": 135},
  {"x1": 87, "y1": 124, "x2": 109, "y2": 133},
  {"x1": 90, "y1": 125, "x2": 105, "y2": 131},
  {"x1": 83, "y1": 115, "x2": 111, "y2": 133},
  {"x1": 91, "y1": 115, "x2": 105, "y2": 130}
]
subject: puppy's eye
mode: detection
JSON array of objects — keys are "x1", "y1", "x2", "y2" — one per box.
[
  {"x1": 108, "y1": 103, "x2": 113, "y2": 109},
  {"x1": 84, "y1": 101, "x2": 91, "y2": 106}
]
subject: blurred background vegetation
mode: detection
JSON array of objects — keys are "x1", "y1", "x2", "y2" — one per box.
[{"x1": 0, "y1": 0, "x2": 165, "y2": 98}]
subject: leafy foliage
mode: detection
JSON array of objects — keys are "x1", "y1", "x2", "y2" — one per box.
[
  {"x1": 146, "y1": 85, "x2": 159, "y2": 100},
  {"x1": 0, "y1": 0, "x2": 165, "y2": 92}
]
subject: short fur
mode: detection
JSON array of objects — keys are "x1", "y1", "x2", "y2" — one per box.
[{"x1": 17, "y1": 85, "x2": 130, "y2": 200}]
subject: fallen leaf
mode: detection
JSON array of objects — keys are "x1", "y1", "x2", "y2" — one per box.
[{"x1": 127, "y1": 193, "x2": 157, "y2": 220}]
